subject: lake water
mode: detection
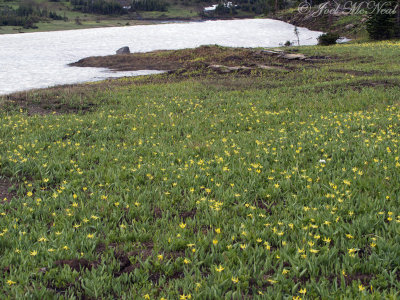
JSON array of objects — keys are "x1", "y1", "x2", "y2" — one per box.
[{"x1": 0, "y1": 19, "x2": 323, "y2": 95}]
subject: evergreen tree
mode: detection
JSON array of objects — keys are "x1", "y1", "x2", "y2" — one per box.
[{"x1": 366, "y1": 0, "x2": 399, "y2": 39}]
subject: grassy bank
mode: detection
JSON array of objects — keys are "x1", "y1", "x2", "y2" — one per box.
[
  {"x1": 0, "y1": 18, "x2": 159, "y2": 34},
  {"x1": 1, "y1": 41, "x2": 400, "y2": 298}
]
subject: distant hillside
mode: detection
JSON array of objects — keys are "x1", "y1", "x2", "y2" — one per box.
[
  {"x1": 0, "y1": 0, "x2": 375, "y2": 37},
  {"x1": 0, "y1": 0, "x2": 267, "y2": 34},
  {"x1": 273, "y1": 7, "x2": 368, "y2": 39}
]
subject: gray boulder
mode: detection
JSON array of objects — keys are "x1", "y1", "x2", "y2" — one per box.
[{"x1": 116, "y1": 46, "x2": 130, "y2": 54}]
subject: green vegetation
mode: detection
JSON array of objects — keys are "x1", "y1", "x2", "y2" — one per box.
[
  {"x1": 0, "y1": 0, "x2": 66, "y2": 28},
  {"x1": 317, "y1": 32, "x2": 340, "y2": 45},
  {"x1": 366, "y1": 0, "x2": 400, "y2": 40},
  {"x1": 1, "y1": 41, "x2": 400, "y2": 298},
  {"x1": 70, "y1": 0, "x2": 126, "y2": 15},
  {"x1": 130, "y1": 0, "x2": 169, "y2": 12}
]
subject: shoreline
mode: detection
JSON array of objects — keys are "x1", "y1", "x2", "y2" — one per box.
[
  {"x1": 0, "y1": 45, "x2": 326, "y2": 99},
  {"x1": 0, "y1": 18, "x2": 327, "y2": 96},
  {"x1": 0, "y1": 15, "x2": 260, "y2": 35},
  {"x1": 0, "y1": 10, "x2": 363, "y2": 38},
  {"x1": 68, "y1": 45, "x2": 318, "y2": 73}
]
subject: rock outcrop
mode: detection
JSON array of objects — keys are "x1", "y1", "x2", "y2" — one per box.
[{"x1": 116, "y1": 47, "x2": 130, "y2": 54}]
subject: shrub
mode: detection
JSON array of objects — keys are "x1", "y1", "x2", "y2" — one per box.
[
  {"x1": 317, "y1": 32, "x2": 340, "y2": 46},
  {"x1": 71, "y1": 0, "x2": 125, "y2": 15},
  {"x1": 131, "y1": 0, "x2": 169, "y2": 12}
]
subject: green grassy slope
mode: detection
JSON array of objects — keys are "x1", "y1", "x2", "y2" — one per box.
[{"x1": 0, "y1": 41, "x2": 400, "y2": 298}]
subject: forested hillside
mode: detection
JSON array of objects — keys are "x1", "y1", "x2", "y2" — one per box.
[
  {"x1": 1, "y1": 0, "x2": 399, "y2": 39},
  {"x1": 0, "y1": 0, "x2": 308, "y2": 33}
]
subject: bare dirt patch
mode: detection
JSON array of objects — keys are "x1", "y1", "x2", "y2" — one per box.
[
  {"x1": 149, "y1": 270, "x2": 184, "y2": 285},
  {"x1": 346, "y1": 80, "x2": 400, "y2": 91},
  {"x1": 113, "y1": 241, "x2": 154, "y2": 276},
  {"x1": 165, "y1": 250, "x2": 185, "y2": 260},
  {"x1": 193, "y1": 224, "x2": 211, "y2": 235},
  {"x1": 293, "y1": 274, "x2": 311, "y2": 285},
  {"x1": 46, "y1": 281, "x2": 75, "y2": 296},
  {"x1": 55, "y1": 259, "x2": 98, "y2": 272},
  {"x1": 0, "y1": 177, "x2": 17, "y2": 203},
  {"x1": 1, "y1": 266, "x2": 10, "y2": 277},
  {"x1": 328, "y1": 273, "x2": 374, "y2": 287},
  {"x1": 307, "y1": 79, "x2": 400, "y2": 95},
  {"x1": 179, "y1": 208, "x2": 197, "y2": 220},
  {"x1": 153, "y1": 206, "x2": 163, "y2": 219},
  {"x1": 248, "y1": 274, "x2": 275, "y2": 296},
  {"x1": 255, "y1": 197, "x2": 277, "y2": 215},
  {"x1": 1, "y1": 86, "x2": 97, "y2": 115},
  {"x1": 113, "y1": 249, "x2": 140, "y2": 276}
]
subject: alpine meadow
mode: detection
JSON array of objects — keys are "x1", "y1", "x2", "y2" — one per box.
[
  {"x1": 1, "y1": 1, "x2": 400, "y2": 298},
  {"x1": 1, "y1": 40, "x2": 400, "y2": 298}
]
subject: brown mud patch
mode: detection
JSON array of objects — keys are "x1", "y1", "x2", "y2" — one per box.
[
  {"x1": 248, "y1": 274, "x2": 275, "y2": 295},
  {"x1": 113, "y1": 241, "x2": 154, "y2": 276},
  {"x1": 351, "y1": 80, "x2": 400, "y2": 89},
  {"x1": 256, "y1": 197, "x2": 277, "y2": 215},
  {"x1": 149, "y1": 270, "x2": 184, "y2": 285},
  {"x1": 0, "y1": 177, "x2": 17, "y2": 203},
  {"x1": 179, "y1": 208, "x2": 197, "y2": 220},
  {"x1": 164, "y1": 250, "x2": 185, "y2": 260},
  {"x1": 46, "y1": 281, "x2": 75, "y2": 296},
  {"x1": 55, "y1": 259, "x2": 98, "y2": 272},
  {"x1": 1, "y1": 87, "x2": 97, "y2": 115},
  {"x1": 327, "y1": 273, "x2": 374, "y2": 287},
  {"x1": 303, "y1": 79, "x2": 400, "y2": 95},
  {"x1": 293, "y1": 274, "x2": 311, "y2": 285},
  {"x1": 113, "y1": 249, "x2": 140, "y2": 276},
  {"x1": 153, "y1": 206, "x2": 163, "y2": 219},
  {"x1": 1, "y1": 266, "x2": 10, "y2": 276},
  {"x1": 193, "y1": 224, "x2": 211, "y2": 235}
]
